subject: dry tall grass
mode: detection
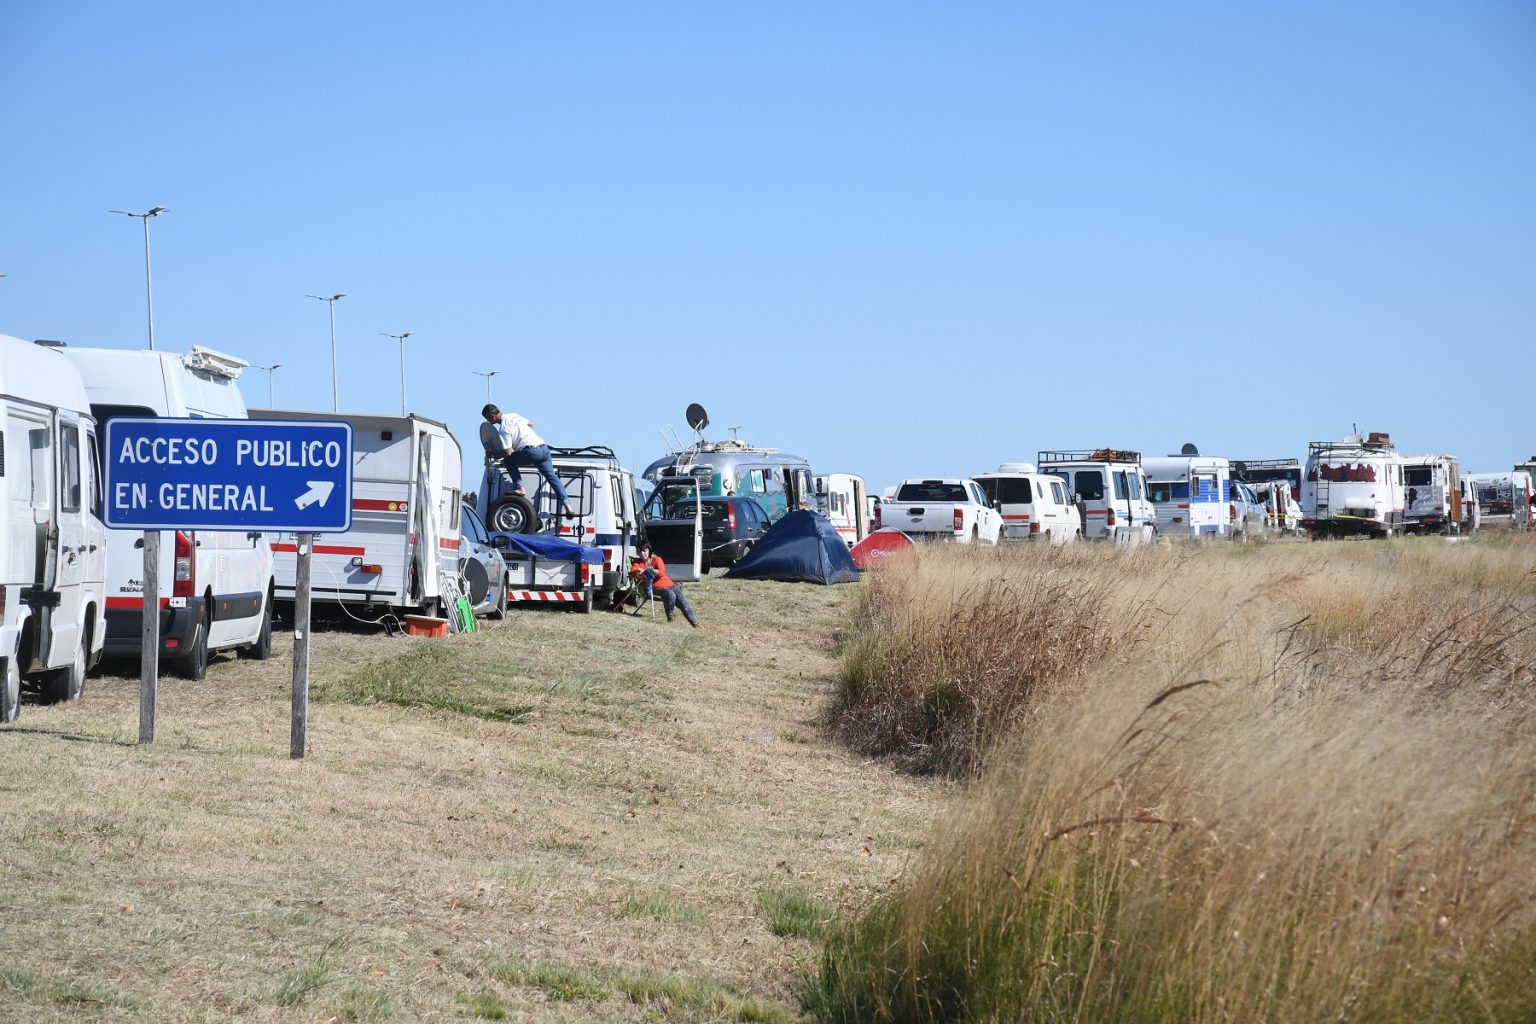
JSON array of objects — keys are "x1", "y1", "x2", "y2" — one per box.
[{"x1": 813, "y1": 537, "x2": 1536, "y2": 1022}]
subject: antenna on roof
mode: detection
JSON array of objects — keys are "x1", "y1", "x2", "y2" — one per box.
[
  {"x1": 729, "y1": 425, "x2": 741, "y2": 440},
  {"x1": 1181, "y1": 442, "x2": 1199, "y2": 456}
]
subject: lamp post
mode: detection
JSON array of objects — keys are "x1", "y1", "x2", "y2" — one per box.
[
  {"x1": 472, "y1": 370, "x2": 499, "y2": 403},
  {"x1": 306, "y1": 293, "x2": 346, "y2": 411},
  {"x1": 252, "y1": 363, "x2": 282, "y2": 406},
  {"x1": 380, "y1": 332, "x2": 413, "y2": 415},
  {"x1": 109, "y1": 206, "x2": 168, "y2": 350}
]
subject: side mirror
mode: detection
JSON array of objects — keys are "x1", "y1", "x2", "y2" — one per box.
[{"x1": 490, "y1": 535, "x2": 510, "y2": 549}]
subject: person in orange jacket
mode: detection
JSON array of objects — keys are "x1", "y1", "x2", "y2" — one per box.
[{"x1": 631, "y1": 543, "x2": 699, "y2": 627}]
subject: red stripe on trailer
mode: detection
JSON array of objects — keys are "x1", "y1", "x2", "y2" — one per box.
[
  {"x1": 107, "y1": 597, "x2": 170, "y2": 609},
  {"x1": 510, "y1": 591, "x2": 584, "y2": 603},
  {"x1": 353, "y1": 498, "x2": 409, "y2": 512},
  {"x1": 438, "y1": 537, "x2": 460, "y2": 549},
  {"x1": 272, "y1": 543, "x2": 367, "y2": 556}
]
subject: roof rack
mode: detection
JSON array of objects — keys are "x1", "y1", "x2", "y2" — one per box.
[
  {"x1": 1232, "y1": 458, "x2": 1299, "y2": 471},
  {"x1": 1037, "y1": 448, "x2": 1142, "y2": 465},
  {"x1": 1308, "y1": 434, "x2": 1395, "y2": 456},
  {"x1": 548, "y1": 445, "x2": 619, "y2": 463}
]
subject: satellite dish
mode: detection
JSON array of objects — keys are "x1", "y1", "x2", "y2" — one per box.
[
  {"x1": 1181, "y1": 442, "x2": 1199, "y2": 456},
  {"x1": 685, "y1": 403, "x2": 709, "y2": 433}
]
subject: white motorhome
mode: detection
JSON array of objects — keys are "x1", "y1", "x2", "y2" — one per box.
[
  {"x1": 815, "y1": 472, "x2": 869, "y2": 548},
  {"x1": 1249, "y1": 480, "x2": 1302, "y2": 534},
  {"x1": 971, "y1": 463, "x2": 1081, "y2": 543},
  {"x1": 480, "y1": 445, "x2": 643, "y2": 603},
  {"x1": 251, "y1": 410, "x2": 463, "y2": 617},
  {"x1": 1038, "y1": 449, "x2": 1157, "y2": 546},
  {"x1": 1458, "y1": 474, "x2": 1482, "y2": 533},
  {"x1": 60, "y1": 346, "x2": 275, "y2": 678},
  {"x1": 1401, "y1": 454, "x2": 1465, "y2": 535},
  {"x1": 1468, "y1": 471, "x2": 1533, "y2": 528},
  {"x1": 1, "y1": 337, "x2": 108, "y2": 721},
  {"x1": 1301, "y1": 433, "x2": 1407, "y2": 539},
  {"x1": 1142, "y1": 454, "x2": 1232, "y2": 538}
]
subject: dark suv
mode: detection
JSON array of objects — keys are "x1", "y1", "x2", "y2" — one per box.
[{"x1": 701, "y1": 496, "x2": 771, "y2": 570}]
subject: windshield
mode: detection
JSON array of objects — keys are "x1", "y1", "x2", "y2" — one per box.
[
  {"x1": 974, "y1": 477, "x2": 1032, "y2": 505},
  {"x1": 895, "y1": 482, "x2": 969, "y2": 503}
]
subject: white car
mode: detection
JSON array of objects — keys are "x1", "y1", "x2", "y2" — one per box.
[{"x1": 1230, "y1": 482, "x2": 1270, "y2": 538}]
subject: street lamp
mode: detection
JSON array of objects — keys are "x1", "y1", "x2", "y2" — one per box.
[
  {"x1": 472, "y1": 370, "x2": 499, "y2": 403},
  {"x1": 380, "y1": 332, "x2": 413, "y2": 415},
  {"x1": 109, "y1": 206, "x2": 168, "y2": 350},
  {"x1": 306, "y1": 293, "x2": 346, "y2": 411},
  {"x1": 252, "y1": 363, "x2": 282, "y2": 406}
]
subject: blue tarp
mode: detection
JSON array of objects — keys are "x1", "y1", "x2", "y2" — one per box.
[
  {"x1": 490, "y1": 532, "x2": 604, "y2": 565},
  {"x1": 723, "y1": 510, "x2": 860, "y2": 585}
]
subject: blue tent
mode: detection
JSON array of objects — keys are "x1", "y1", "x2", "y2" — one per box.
[{"x1": 723, "y1": 510, "x2": 859, "y2": 584}]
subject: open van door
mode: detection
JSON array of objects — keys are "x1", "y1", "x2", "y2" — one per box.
[{"x1": 641, "y1": 477, "x2": 703, "y2": 582}]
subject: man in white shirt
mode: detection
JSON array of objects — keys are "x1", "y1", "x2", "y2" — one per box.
[{"x1": 480, "y1": 403, "x2": 576, "y2": 519}]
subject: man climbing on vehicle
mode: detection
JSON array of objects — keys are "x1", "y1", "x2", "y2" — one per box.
[
  {"x1": 630, "y1": 543, "x2": 700, "y2": 628},
  {"x1": 480, "y1": 403, "x2": 577, "y2": 519}
]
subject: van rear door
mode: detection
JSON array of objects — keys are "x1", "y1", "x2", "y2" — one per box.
[{"x1": 45, "y1": 416, "x2": 87, "y2": 665}]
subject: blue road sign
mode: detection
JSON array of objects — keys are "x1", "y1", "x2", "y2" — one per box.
[{"x1": 103, "y1": 418, "x2": 354, "y2": 533}]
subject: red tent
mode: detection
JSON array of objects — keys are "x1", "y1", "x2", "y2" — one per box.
[{"x1": 850, "y1": 528, "x2": 915, "y2": 570}]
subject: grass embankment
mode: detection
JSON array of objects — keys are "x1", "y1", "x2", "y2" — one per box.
[
  {"x1": 814, "y1": 535, "x2": 1536, "y2": 1023},
  {"x1": 0, "y1": 575, "x2": 936, "y2": 1023}
]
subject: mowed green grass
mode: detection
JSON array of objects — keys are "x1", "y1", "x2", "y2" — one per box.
[{"x1": 0, "y1": 574, "x2": 938, "y2": 1023}]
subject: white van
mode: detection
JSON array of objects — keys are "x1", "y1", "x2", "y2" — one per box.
[
  {"x1": 1038, "y1": 449, "x2": 1157, "y2": 546},
  {"x1": 972, "y1": 463, "x2": 1080, "y2": 543},
  {"x1": 1301, "y1": 433, "x2": 1407, "y2": 539},
  {"x1": 1, "y1": 337, "x2": 109, "y2": 720},
  {"x1": 1401, "y1": 454, "x2": 1465, "y2": 534},
  {"x1": 253, "y1": 410, "x2": 463, "y2": 617},
  {"x1": 815, "y1": 472, "x2": 869, "y2": 547},
  {"x1": 1142, "y1": 455, "x2": 1233, "y2": 538},
  {"x1": 59, "y1": 346, "x2": 276, "y2": 678}
]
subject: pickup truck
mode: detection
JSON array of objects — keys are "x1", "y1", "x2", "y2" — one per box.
[{"x1": 876, "y1": 478, "x2": 1003, "y2": 544}]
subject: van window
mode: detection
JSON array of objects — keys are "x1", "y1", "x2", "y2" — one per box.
[
  {"x1": 1113, "y1": 472, "x2": 1128, "y2": 500},
  {"x1": 976, "y1": 478, "x2": 1033, "y2": 505},
  {"x1": 895, "y1": 482, "x2": 970, "y2": 503},
  {"x1": 1071, "y1": 471, "x2": 1105, "y2": 501},
  {"x1": 60, "y1": 424, "x2": 82, "y2": 513},
  {"x1": 1051, "y1": 481, "x2": 1068, "y2": 506},
  {"x1": 7, "y1": 415, "x2": 49, "y2": 506},
  {"x1": 1405, "y1": 466, "x2": 1432, "y2": 487},
  {"x1": 88, "y1": 433, "x2": 103, "y2": 518},
  {"x1": 1130, "y1": 473, "x2": 1144, "y2": 500},
  {"x1": 559, "y1": 473, "x2": 594, "y2": 515},
  {"x1": 462, "y1": 504, "x2": 488, "y2": 543}
]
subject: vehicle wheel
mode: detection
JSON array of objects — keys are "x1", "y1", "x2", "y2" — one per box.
[
  {"x1": 492, "y1": 578, "x2": 509, "y2": 620},
  {"x1": 489, "y1": 493, "x2": 538, "y2": 534},
  {"x1": 174, "y1": 607, "x2": 210, "y2": 680},
  {"x1": 240, "y1": 590, "x2": 275, "y2": 660},
  {"x1": 970, "y1": 526, "x2": 979, "y2": 544},
  {"x1": 738, "y1": 541, "x2": 753, "y2": 562},
  {"x1": 40, "y1": 640, "x2": 87, "y2": 704},
  {"x1": 2, "y1": 654, "x2": 21, "y2": 723}
]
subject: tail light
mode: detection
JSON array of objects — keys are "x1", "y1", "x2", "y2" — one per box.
[
  {"x1": 728, "y1": 507, "x2": 737, "y2": 531},
  {"x1": 874, "y1": 505, "x2": 882, "y2": 528},
  {"x1": 603, "y1": 549, "x2": 614, "y2": 573},
  {"x1": 1029, "y1": 522, "x2": 1041, "y2": 535},
  {"x1": 1106, "y1": 508, "x2": 1117, "y2": 528},
  {"x1": 359, "y1": 563, "x2": 383, "y2": 575},
  {"x1": 1229, "y1": 504, "x2": 1238, "y2": 521},
  {"x1": 579, "y1": 562, "x2": 591, "y2": 584},
  {"x1": 0, "y1": 582, "x2": 6, "y2": 625},
  {"x1": 953, "y1": 509, "x2": 964, "y2": 532},
  {"x1": 173, "y1": 531, "x2": 195, "y2": 598}
]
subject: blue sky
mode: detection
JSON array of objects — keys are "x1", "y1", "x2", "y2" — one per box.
[{"x1": 3, "y1": 2, "x2": 1533, "y2": 492}]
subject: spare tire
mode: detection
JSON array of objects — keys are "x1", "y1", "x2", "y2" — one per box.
[{"x1": 489, "y1": 493, "x2": 538, "y2": 534}]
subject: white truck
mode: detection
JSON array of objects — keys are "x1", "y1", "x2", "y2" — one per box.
[
  {"x1": 1301, "y1": 432, "x2": 1407, "y2": 539},
  {"x1": 2, "y1": 336, "x2": 109, "y2": 720},
  {"x1": 876, "y1": 478, "x2": 1002, "y2": 545}
]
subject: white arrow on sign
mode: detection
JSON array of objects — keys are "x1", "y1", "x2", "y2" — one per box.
[{"x1": 295, "y1": 480, "x2": 336, "y2": 510}]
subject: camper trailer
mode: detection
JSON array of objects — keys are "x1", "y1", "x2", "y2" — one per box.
[
  {"x1": 643, "y1": 406, "x2": 814, "y2": 523},
  {"x1": 1142, "y1": 453, "x2": 1233, "y2": 538},
  {"x1": 480, "y1": 445, "x2": 643, "y2": 603},
  {"x1": 1401, "y1": 454, "x2": 1464, "y2": 534},
  {"x1": 1038, "y1": 449, "x2": 1157, "y2": 545},
  {"x1": 815, "y1": 473, "x2": 869, "y2": 548},
  {"x1": 1, "y1": 337, "x2": 108, "y2": 721},
  {"x1": 250, "y1": 410, "x2": 462, "y2": 616},
  {"x1": 1301, "y1": 433, "x2": 1407, "y2": 539},
  {"x1": 60, "y1": 346, "x2": 275, "y2": 678},
  {"x1": 971, "y1": 463, "x2": 1081, "y2": 543},
  {"x1": 1468, "y1": 471, "x2": 1533, "y2": 528}
]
